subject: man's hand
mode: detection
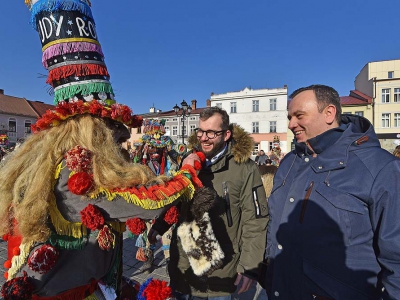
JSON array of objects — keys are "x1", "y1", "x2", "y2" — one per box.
[
  {"x1": 234, "y1": 273, "x2": 255, "y2": 294},
  {"x1": 182, "y1": 153, "x2": 201, "y2": 168},
  {"x1": 148, "y1": 228, "x2": 159, "y2": 244}
]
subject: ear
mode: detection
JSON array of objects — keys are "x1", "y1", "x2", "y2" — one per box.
[
  {"x1": 324, "y1": 104, "x2": 337, "y2": 125},
  {"x1": 224, "y1": 129, "x2": 232, "y2": 142}
]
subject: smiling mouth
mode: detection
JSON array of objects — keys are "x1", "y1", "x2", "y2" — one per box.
[{"x1": 294, "y1": 130, "x2": 304, "y2": 136}]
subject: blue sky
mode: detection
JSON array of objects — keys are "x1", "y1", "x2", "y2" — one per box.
[{"x1": 1, "y1": 0, "x2": 399, "y2": 114}]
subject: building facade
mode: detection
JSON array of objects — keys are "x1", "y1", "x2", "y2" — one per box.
[
  {"x1": 210, "y1": 86, "x2": 288, "y2": 155},
  {"x1": 355, "y1": 59, "x2": 400, "y2": 151},
  {"x1": 128, "y1": 100, "x2": 210, "y2": 148},
  {"x1": 0, "y1": 89, "x2": 54, "y2": 146}
]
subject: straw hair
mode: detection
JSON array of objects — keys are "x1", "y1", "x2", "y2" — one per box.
[{"x1": 0, "y1": 114, "x2": 165, "y2": 243}]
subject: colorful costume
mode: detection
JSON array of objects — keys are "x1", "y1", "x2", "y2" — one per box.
[{"x1": 0, "y1": 1, "x2": 203, "y2": 299}]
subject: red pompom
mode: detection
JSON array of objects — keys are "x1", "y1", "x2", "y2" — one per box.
[
  {"x1": 196, "y1": 151, "x2": 206, "y2": 163},
  {"x1": 193, "y1": 160, "x2": 201, "y2": 170},
  {"x1": 2, "y1": 234, "x2": 9, "y2": 241},
  {"x1": 67, "y1": 172, "x2": 94, "y2": 195},
  {"x1": 80, "y1": 204, "x2": 105, "y2": 231},
  {"x1": 143, "y1": 279, "x2": 173, "y2": 300},
  {"x1": 126, "y1": 218, "x2": 147, "y2": 235},
  {"x1": 64, "y1": 146, "x2": 93, "y2": 173},
  {"x1": 13, "y1": 247, "x2": 20, "y2": 256},
  {"x1": 164, "y1": 206, "x2": 180, "y2": 225},
  {"x1": 1, "y1": 271, "x2": 34, "y2": 300},
  {"x1": 28, "y1": 245, "x2": 58, "y2": 274},
  {"x1": 97, "y1": 225, "x2": 115, "y2": 251},
  {"x1": 3, "y1": 260, "x2": 11, "y2": 269},
  {"x1": 4, "y1": 272, "x2": 8, "y2": 280}
]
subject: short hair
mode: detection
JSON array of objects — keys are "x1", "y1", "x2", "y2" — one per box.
[
  {"x1": 393, "y1": 145, "x2": 400, "y2": 158},
  {"x1": 290, "y1": 84, "x2": 342, "y2": 125},
  {"x1": 199, "y1": 106, "x2": 230, "y2": 130}
]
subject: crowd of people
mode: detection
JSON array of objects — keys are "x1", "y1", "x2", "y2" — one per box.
[
  {"x1": 3, "y1": 1, "x2": 400, "y2": 299},
  {"x1": 3, "y1": 74, "x2": 400, "y2": 300}
]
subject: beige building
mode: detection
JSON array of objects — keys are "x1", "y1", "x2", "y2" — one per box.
[{"x1": 355, "y1": 59, "x2": 400, "y2": 151}]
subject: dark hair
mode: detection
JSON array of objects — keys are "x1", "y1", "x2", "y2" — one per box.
[
  {"x1": 199, "y1": 106, "x2": 230, "y2": 130},
  {"x1": 290, "y1": 84, "x2": 342, "y2": 124},
  {"x1": 393, "y1": 145, "x2": 400, "y2": 158}
]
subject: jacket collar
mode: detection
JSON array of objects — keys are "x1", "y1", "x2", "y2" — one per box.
[{"x1": 293, "y1": 115, "x2": 379, "y2": 172}]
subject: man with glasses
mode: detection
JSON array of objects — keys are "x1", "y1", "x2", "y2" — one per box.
[{"x1": 150, "y1": 106, "x2": 268, "y2": 299}]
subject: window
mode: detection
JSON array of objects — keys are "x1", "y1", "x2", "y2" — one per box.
[
  {"x1": 270, "y1": 98, "x2": 277, "y2": 111},
  {"x1": 24, "y1": 120, "x2": 31, "y2": 134},
  {"x1": 190, "y1": 117, "x2": 196, "y2": 120},
  {"x1": 354, "y1": 111, "x2": 364, "y2": 117},
  {"x1": 230, "y1": 102, "x2": 237, "y2": 113},
  {"x1": 395, "y1": 113, "x2": 400, "y2": 127},
  {"x1": 165, "y1": 126, "x2": 169, "y2": 131},
  {"x1": 270, "y1": 121, "x2": 277, "y2": 133},
  {"x1": 252, "y1": 100, "x2": 259, "y2": 112},
  {"x1": 382, "y1": 89, "x2": 390, "y2": 103},
  {"x1": 8, "y1": 118, "x2": 16, "y2": 132},
  {"x1": 215, "y1": 103, "x2": 222, "y2": 108},
  {"x1": 394, "y1": 88, "x2": 400, "y2": 102},
  {"x1": 190, "y1": 125, "x2": 196, "y2": 133},
  {"x1": 388, "y1": 71, "x2": 394, "y2": 79},
  {"x1": 172, "y1": 118, "x2": 177, "y2": 121},
  {"x1": 382, "y1": 113, "x2": 390, "y2": 128},
  {"x1": 252, "y1": 122, "x2": 259, "y2": 133},
  {"x1": 252, "y1": 143, "x2": 259, "y2": 156},
  {"x1": 172, "y1": 126, "x2": 178, "y2": 135},
  {"x1": 136, "y1": 127, "x2": 142, "y2": 134}
]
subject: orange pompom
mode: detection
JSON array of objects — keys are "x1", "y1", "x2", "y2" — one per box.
[
  {"x1": 13, "y1": 247, "x2": 20, "y2": 256},
  {"x1": 4, "y1": 260, "x2": 11, "y2": 269}
]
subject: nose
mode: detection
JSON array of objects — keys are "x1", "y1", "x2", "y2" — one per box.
[
  {"x1": 288, "y1": 118, "x2": 296, "y2": 131},
  {"x1": 198, "y1": 132, "x2": 209, "y2": 142}
]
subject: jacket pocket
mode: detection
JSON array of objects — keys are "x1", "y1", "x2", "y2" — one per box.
[
  {"x1": 303, "y1": 259, "x2": 373, "y2": 300},
  {"x1": 315, "y1": 183, "x2": 372, "y2": 246}
]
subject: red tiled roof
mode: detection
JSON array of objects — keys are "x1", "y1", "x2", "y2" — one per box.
[
  {"x1": 340, "y1": 96, "x2": 370, "y2": 105},
  {"x1": 27, "y1": 100, "x2": 55, "y2": 117},
  {"x1": 349, "y1": 90, "x2": 372, "y2": 103},
  {"x1": 0, "y1": 94, "x2": 38, "y2": 117}
]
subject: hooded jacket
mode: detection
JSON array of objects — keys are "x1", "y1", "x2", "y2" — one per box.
[
  {"x1": 265, "y1": 115, "x2": 400, "y2": 300},
  {"x1": 155, "y1": 125, "x2": 268, "y2": 297}
]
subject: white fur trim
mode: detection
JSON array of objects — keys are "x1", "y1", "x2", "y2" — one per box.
[{"x1": 177, "y1": 212, "x2": 224, "y2": 276}]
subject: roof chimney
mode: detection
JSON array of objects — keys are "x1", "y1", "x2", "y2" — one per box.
[
  {"x1": 191, "y1": 99, "x2": 197, "y2": 110},
  {"x1": 0, "y1": 89, "x2": 4, "y2": 94},
  {"x1": 206, "y1": 99, "x2": 211, "y2": 107}
]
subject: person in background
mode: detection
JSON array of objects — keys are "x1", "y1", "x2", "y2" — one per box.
[
  {"x1": 254, "y1": 151, "x2": 261, "y2": 164},
  {"x1": 257, "y1": 150, "x2": 269, "y2": 165},
  {"x1": 263, "y1": 84, "x2": 400, "y2": 299},
  {"x1": 393, "y1": 145, "x2": 400, "y2": 158},
  {"x1": 150, "y1": 106, "x2": 268, "y2": 299}
]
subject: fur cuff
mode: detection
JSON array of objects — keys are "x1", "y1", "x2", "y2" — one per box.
[{"x1": 177, "y1": 212, "x2": 224, "y2": 276}]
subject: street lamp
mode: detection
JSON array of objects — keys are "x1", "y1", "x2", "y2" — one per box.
[{"x1": 173, "y1": 100, "x2": 192, "y2": 144}]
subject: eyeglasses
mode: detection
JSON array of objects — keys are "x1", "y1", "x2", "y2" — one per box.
[{"x1": 195, "y1": 128, "x2": 227, "y2": 139}]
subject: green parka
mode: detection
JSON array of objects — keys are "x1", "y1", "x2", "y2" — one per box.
[{"x1": 156, "y1": 125, "x2": 268, "y2": 297}]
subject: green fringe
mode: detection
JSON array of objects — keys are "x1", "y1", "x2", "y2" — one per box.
[
  {"x1": 54, "y1": 82, "x2": 114, "y2": 104},
  {"x1": 48, "y1": 232, "x2": 88, "y2": 250}
]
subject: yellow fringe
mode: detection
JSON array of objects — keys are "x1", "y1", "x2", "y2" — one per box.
[
  {"x1": 25, "y1": 0, "x2": 31, "y2": 7},
  {"x1": 84, "y1": 294, "x2": 99, "y2": 300},
  {"x1": 8, "y1": 241, "x2": 35, "y2": 280},
  {"x1": 49, "y1": 192, "x2": 87, "y2": 238},
  {"x1": 90, "y1": 176, "x2": 195, "y2": 209}
]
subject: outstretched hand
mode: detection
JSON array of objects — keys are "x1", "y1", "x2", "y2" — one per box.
[
  {"x1": 148, "y1": 228, "x2": 159, "y2": 245},
  {"x1": 234, "y1": 273, "x2": 255, "y2": 294}
]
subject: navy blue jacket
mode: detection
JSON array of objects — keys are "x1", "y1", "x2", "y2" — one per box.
[{"x1": 265, "y1": 115, "x2": 400, "y2": 300}]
